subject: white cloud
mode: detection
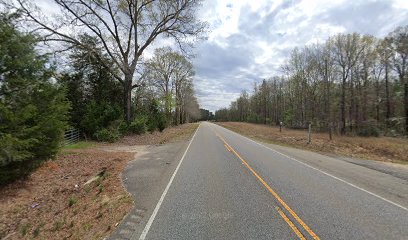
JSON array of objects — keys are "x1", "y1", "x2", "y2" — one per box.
[
  {"x1": 28, "y1": 0, "x2": 408, "y2": 112},
  {"x1": 193, "y1": 0, "x2": 408, "y2": 112}
]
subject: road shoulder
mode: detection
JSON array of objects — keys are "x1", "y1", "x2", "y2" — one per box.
[{"x1": 108, "y1": 128, "x2": 198, "y2": 240}]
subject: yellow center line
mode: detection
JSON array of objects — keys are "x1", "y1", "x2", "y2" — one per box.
[
  {"x1": 214, "y1": 130, "x2": 320, "y2": 240},
  {"x1": 275, "y1": 206, "x2": 306, "y2": 240}
]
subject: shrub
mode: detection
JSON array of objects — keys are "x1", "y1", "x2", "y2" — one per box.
[
  {"x1": 68, "y1": 197, "x2": 77, "y2": 207},
  {"x1": 147, "y1": 119, "x2": 157, "y2": 133},
  {"x1": 129, "y1": 116, "x2": 148, "y2": 134},
  {"x1": 117, "y1": 120, "x2": 129, "y2": 135},
  {"x1": 80, "y1": 101, "x2": 122, "y2": 138},
  {"x1": 93, "y1": 128, "x2": 119, "y2": 143},
  {"x1": 146, "y1": 115, "x2": 167, "y2": 133},
  {"x1": 157, "y1": 114, "x2": 167, "y2": 132},
  {"x1": 145, "y1": 100, "x2": 168, "y2": 133}
]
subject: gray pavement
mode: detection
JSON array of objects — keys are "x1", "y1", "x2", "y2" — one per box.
[{"x1": 109, "y1": 122, "x2": 408, "y2": 240}]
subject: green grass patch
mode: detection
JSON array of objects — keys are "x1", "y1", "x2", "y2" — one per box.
[{"x1": 68, "y1": 197, "x2": 77, "y2": 207}]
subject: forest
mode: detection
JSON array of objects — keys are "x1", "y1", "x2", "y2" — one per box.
[
  {"x1": 0, "y1": 0, "x2": 205, "y2": 184},
  {"x1": 215, "y1": 27, "x2": 408, "y2": 137}
]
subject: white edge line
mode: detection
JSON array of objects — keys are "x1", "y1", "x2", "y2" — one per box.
[
  {"x1": 213, "y1": 123, "x2": 408, "y2": 212},
  {"x1": 137, "y1": 124, "x2": 201, "y2": 240}
]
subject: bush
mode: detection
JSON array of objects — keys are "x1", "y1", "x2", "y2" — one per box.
[
  {"x1": 146, "y1": 100, "x2": 168, "y2": 133},
  {"x1": 117, "y1": 120, "x2": 129, "y2": 135},
  {"x1": 129, "y1": 116, "x2": 148, "y2": 134},
  {"x1": 147, "y1": 120, "x2": 157, "y2": 133},
  {"x1": 93, "y1": 128, "x2": 119, "y2": 143},
  {"x1": 146, "y1": 113, "x2": 167, "y2": 133},
  {"x1": 157, "y1": 114, "x2": 167, "y2": 132},
  {"x1": 80, "y1": 101, "x2": 122, "y2": 138}
]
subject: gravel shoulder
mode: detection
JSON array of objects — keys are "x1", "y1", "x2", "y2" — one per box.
[{"x1": 108, "y1": 123, "x2": 199, "y2": 240}]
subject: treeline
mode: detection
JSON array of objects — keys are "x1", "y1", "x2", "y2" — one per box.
[
  {"x1": 0, "y1": 0, "x2": 205, "y2": 184},
  {"x1": 199, "y1": 109, "x2": 215, "y2": 121},
  {"x1": 216, "y1": 26, "x2": 408, "y2": 137},
  {"x1": 61, "y1": 43, "x2": 201, "y2": 142}
]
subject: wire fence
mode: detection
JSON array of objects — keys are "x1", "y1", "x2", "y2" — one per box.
[
  {"x1": 300, "y1": 118, "x2": 406, "y2": 138},
  {"x1": 63, "y1": 128, "x2": 80, "y2": 146}
]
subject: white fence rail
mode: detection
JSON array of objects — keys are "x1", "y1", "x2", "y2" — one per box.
[{"x1": 63, "y1": 128, "x2": 80, "y2": 146}]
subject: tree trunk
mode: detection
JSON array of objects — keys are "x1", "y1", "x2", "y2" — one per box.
[
  {"x1": 385, "y1": 64, "x2": 391, "y2": 122},
  {"x1": 405, "y1": 82, "x2": 408, "y2": 135},
  {"x1": 123, "y1": 76, "x2": 133, "y2": 123},
  {"x1": 349, "y1": 76, "x2": 355, "y2": 134},
  {"x1": 375, "y1": 77, "x2": 380, "y2": 123},
  {"x1": 341, "y1": 75, "x2": 346, "y2": 135},
  {"x1": 325, "y1": 59, "x2": 332, "y2": 140}
]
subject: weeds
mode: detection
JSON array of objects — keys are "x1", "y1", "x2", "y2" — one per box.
[
  {"x1": 68, "y1": 197, "x2": 77, "y2": 207},
  {"x1": 33, "y1": 227, "x2": 40, "y2": 237},
  {"x1": 83, "y1": 223, "x2": 92, "y2": 231},
  {"x1": 20, "y1": 223, "x2": 30, "y2": 236},
  {"x1": 97, "y1": 185, "x2": 104, "y2": 195},
  {"x1": 63, "y1": 141, "x2": 95, "y2": 150},
  {"x1": 52, "y1": 221, "x2": 63, "y2": 232}
]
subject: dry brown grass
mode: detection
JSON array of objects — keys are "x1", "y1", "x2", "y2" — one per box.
[
  {"x1": 0, "y1": 148, "x2": 135, "y2": 240},
  {"x1": 217, "y1": 122, "x2": 408, "y2": 164},
  {"x1": 117, "y1": 123, "x2": 199, "y2": 145}
]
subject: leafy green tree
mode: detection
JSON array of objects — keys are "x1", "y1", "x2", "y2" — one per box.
[
  {"x1": 58, "y1": 35, "x2": 123, "y2": 139},
  {"x1": 0, "y1": 13, "x2": 69, "y2": 184}
]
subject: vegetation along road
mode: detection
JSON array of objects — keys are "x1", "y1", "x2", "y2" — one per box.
[
  {"x1": 127, "y1": 122, "x2": 408, "y2": 240},
  {"x1": 2, "y1": 0, "x2": 408, "y2": 239}
]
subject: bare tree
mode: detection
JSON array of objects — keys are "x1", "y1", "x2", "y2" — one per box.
[
  {"x1": 144, "y1": 47, "x2": 194, "y2": 124},
  {"x1": 173, "y1": 54, "x2": 195, "y2": 125},
  {"x1": 330, "y1": 33, "x2": 366, "y2": 134},
  {"x1": 15, "y1": 0, "x2": 206, "y2": 123},
  {"x1": 145, "y1": 47, "x2": 179, "y2": 119},
  {"x1": 388, "y1": 25, "x2": 408, "y2": 134}
]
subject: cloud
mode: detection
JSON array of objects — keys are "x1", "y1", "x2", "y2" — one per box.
[
  {"x1": 31, "y1": 0, "x2": 408, "y2": 112},
  {"x1": 193, "y1": 0, "x2": 408, "y2": 112}
]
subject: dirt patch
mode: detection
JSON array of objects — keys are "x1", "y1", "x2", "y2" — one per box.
[
  {"x1": 0, "y1": 148, "x2": 134, "y2": 240},
  {"x1": 217, "y1": 122, "x2": 408, "y2": 164},
  {"x1": 0, "y1": 123, "x2": 199, "y2": 240}
]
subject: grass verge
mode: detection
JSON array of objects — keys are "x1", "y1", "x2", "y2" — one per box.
[
  {"x1": 62, "y1": 141, "x2": 96, "y2": 150},
  {"x1": 217, "y1": 122, "x2": 408, "y2": 164}
]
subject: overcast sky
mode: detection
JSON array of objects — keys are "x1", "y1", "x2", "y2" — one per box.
[
  {"x1": 33, "y1": 0, "x2": 408, "y2": 112},
  {"x1": 193, "y1": 0, "x2": 408, "y2": 112}
]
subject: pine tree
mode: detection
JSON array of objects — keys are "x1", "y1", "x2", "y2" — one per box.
[{"x1": 0, "y1": 13, "x2": 69, "y2": 184}]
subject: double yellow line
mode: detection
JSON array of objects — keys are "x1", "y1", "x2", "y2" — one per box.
[{"x1": 216, "y1": 131, "x2": 320, "y2": 240}]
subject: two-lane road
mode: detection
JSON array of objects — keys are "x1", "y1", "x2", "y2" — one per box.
[{"x1": 137, "y1": 122, "x2": 408, "y2": 240}]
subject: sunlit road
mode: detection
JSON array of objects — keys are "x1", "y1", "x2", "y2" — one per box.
[{"x1": 138, "y1": 122, "x2": 408, "y2": 240}]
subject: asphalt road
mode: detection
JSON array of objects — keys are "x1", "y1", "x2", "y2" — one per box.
[{"x1": 132, "y1": 122, "x2": 408, "y2": 240}]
